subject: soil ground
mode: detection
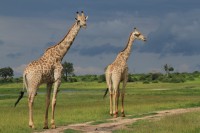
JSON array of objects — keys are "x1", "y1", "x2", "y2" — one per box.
[{"x1": 36, "y1": 107, "x2": 200, "y2": 133}]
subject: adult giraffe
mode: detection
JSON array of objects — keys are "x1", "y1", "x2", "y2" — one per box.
[
  {"x1": 15, "y1": 11, "x2": 88, "y2": 129},
  {"x1": 104, "y1": 28, "x2": 146, "y2": 118}
]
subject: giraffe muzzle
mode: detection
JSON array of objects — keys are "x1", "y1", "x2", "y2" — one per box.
[{"x1": 82, "y1": 24, "x2": 87, "y2": 28}]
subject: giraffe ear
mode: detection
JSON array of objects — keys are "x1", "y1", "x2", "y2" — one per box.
[
  {"x1": 81, "y1": 11, "x2": 84, "y2": 16},
  {"x1": 85, "y1": 16, "x2": 88, "y2": 20}
]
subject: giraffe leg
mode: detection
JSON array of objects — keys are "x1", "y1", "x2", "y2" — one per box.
[
  {"x1": 43, "y1": 83, "x2": 52, "y2": 129},
  {"x1": 51, "y1": 68, "x2": 62, "y2": 129},
  {"x1": 109, "y1": 93, "x2": 113, "y2": 116},
  {"x1": 121, "y1": 69, "x2": 128, "y2": 117},
  {"x1": 121, "y1": 93, "x2": 125, "y2": 117},
  {"x1": 116, "y1": 89, "x2": 120, "y2": 115},
  {"x1": 105, "y1": 69, "x2": 113, "y2": 116},
  {"x1": 28, "y1": 90, "x2": 36, "y2": 129},
  {"x1": 51, "y1": 82, "x2": 60, "y2": 129},
  {"x1": 113, "y1": 90, "x2": 118, "y2": 118},
  {"x1": 112, "y1": 76, "x2": 120, "y2": 118}
]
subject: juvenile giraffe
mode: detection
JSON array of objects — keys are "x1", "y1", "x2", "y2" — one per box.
[
  {"x1": 104, "y1": 28, "x2": 146, "y2": 118},
  {"x1": 15, "y1": 11, "x2": 88, "y2": 129}
]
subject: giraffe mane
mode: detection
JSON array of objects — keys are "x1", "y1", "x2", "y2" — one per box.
[
  {"x1": 121, "y1": 33, "x2": 132, "y2": 52},
  {"x1": 45, "y1": 23, "x2": 76, "y2": 52}
]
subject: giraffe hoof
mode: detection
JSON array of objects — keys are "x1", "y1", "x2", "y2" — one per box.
[
  {"x1": 43, "y1": 126, "x2": 49, "y2": 129},
  {"x1": 121, "y1": 113, "x2": 125, "y2": 117},
  {"x1": 113, "y1": 113, "x2": 118, "y2": 118},
  {"x1": 29, "y1": 125, "x2": 35, "y2": 129},
  {"x1": 51, "y1": 124, "x2": 56, "y2": 129}
]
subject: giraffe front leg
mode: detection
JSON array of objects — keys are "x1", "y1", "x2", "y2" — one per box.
[
  {"x1": 121, "y1": 93, "x2": 125, "y2": 117},
  {"x1": 51, "y1": 81, "x2": 60, "y2": 129},
  {"x1": 116, "y1": 89, "x2": 120, "y2": 115},
  {"x1": 113, "y1": 91, "x2": 118, "y2": 118},
  {"x1": 51, "y1": 68, "x2": 62, "y2": 129},
  {"x1": 43, "y1": 83, "x2": 52, "y2": 129},
  {"x1": 121, "y1": 70, "x2": 128, "y2": 117}
]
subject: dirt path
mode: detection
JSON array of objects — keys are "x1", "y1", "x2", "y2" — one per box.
[{"x1": 36, "y1": 107, "x2": 200, "y2": 133}]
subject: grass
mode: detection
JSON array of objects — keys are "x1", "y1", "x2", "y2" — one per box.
[
  {"x1": 63, "y1": 129, "x2": 81, "y2": 133},
  {"x1": 114, "y1": 111, "x2": 200, "y2": 133},
  {"x1": 0, "y1": 79, "x2": 200, "y2": 132}
]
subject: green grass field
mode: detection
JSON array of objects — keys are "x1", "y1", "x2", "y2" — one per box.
[{"x1": 0, "y1": 79, "x2": 200, "y2": 133}]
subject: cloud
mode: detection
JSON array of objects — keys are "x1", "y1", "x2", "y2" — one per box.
[
  {"x1": 74, "y1": 66, "x2": 103, "y2": 75},
  {"x1": 6, "y1": 52, "x2": 22, "y2": 59},
  {"x1": 0, "y1": 40, "x2": 4, "y2": 45},
  {"x1": 139, "y1": 10, "x2": 200, "y2": 56},
  {"x1": 13, "y1": 64, "x2": 26, "y2": 77},
  {"x1": 45, "y1": 41, "x2": 56, "y2": 48},
  {"x1": 178, "y1": 64, "x2": 190, "y2": 72},
  {"x1": 77, "y1": 43, "x2": 123, "y2": 56}
]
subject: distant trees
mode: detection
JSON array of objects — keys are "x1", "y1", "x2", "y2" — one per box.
[
  {"x1": 62, "y1": 61, "x2": 75, "y2": 82},
  {"x1": 164, "y1": 64, "x2": 174, "y2": 77},
  {"x1": 0, "y1": 64, "x2": 199, "y2": 84},
  {"x1": 0, "y1": 67, "x2": 14, "y2": 81}
]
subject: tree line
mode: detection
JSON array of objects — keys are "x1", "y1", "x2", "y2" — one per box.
[{"x1": 0, "y1": 62, "x2": 200, "y2": 83}]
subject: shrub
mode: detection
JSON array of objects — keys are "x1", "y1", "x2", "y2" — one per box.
[
  {"x1": 143, "y1": 80, "x2": 150, "y2": 84},
  {"x1": 170, "y1": 76, "x2": 185, "y2": 83},
  {"x1": 98, "y1": 74, "x2": 106, "y2": 83},
  {"x1": 68, "y1": 77, "x2": 78, "y2": 82}
]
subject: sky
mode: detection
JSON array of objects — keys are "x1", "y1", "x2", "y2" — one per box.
[{"x1": 0, "y1": 0, "x2": 200, "y2": 76}]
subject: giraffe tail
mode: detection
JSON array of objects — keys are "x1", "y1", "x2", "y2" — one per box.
[
  {"x1": 103, "y1": 88, "x2": 109, "y2": 99},
  {"x1": 14, "y1": 91, "x2": 25, "y2": 107},
  {"x1": 14, "y1": 73, "x2": 27, "y2": 107}
]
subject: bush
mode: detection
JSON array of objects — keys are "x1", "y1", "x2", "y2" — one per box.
[
  {"x1": 98, "y1": 74, "x2": 106, "y2": 83},
  {"x1": 143, "y1": 80, "x2": 150, "y2": 84},
  {"x1": 187, "y1": 76, "x2": 195, "y2": 81},
  {"x1": 152, "y1": 80, "x2": 159, "y2": 83},
  {"x1": 81, "y1": 75, "x2": 98, "y2": 82},
  {"x1": 14, "y1": 77, "x2": 23, "y2": 83},
  {"x1": 170, "y1": 76, "x2": 185, "y2": 83},
  {"x1": 68, "y1": 77, "x2": 78, "y2": 82},
  {"x1": 151, "y1": 73, "x2": 163, "y2": 81}
]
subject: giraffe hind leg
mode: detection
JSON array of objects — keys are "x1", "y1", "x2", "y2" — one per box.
[
  {"x1": 112, "y1": 76, "x2": 120, "y2": 118},
  {"x1": 28, "y1": 90, "x2": 37, "y2": 129},
  {"x1": 105, "y1": 69, "x2": 113, "y2": 116}
]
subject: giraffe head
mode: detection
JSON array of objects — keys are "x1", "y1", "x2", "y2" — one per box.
[
  {"x1": 131, "y1": 27, "x2": 147, "y2": 42},
  {"x1": 75, "y1": 11, "x2": 88, "y2": 28}
]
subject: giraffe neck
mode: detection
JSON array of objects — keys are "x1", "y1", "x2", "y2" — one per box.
[
  {"x1": 120, "y1": 35, "x2": 135, "y2": 61},
  {"x1": 42, "y1": 22, "x2": 81, "y2": 62}
]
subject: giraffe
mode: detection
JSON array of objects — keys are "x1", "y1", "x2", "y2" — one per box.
[
  {"x1": 14, "y1": 11, "x2": 88, "y2": 129},
  {"x1": 104, "y1": 27, "x2": 146, "y2": 118}
]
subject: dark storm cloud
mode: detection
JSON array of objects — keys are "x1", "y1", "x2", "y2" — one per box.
[
  {"x1": 0, "y1": 40, "x2": 4, "y2": 46},
  {"x1": 45, "y1": 42, "x2": 56, "y2": 48},
  {"x1": 1, "y1": 0, "x2": 199, "y2": 20},
  {"x1": 139, "y1": 10, "x2": 200, "y2": 56},
  {"x1": 78, "y1": 43, "x2": 123, "y2": 56},
  {"x1": 6, "y1": 52, "x2": 22, "y2": 59}
]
